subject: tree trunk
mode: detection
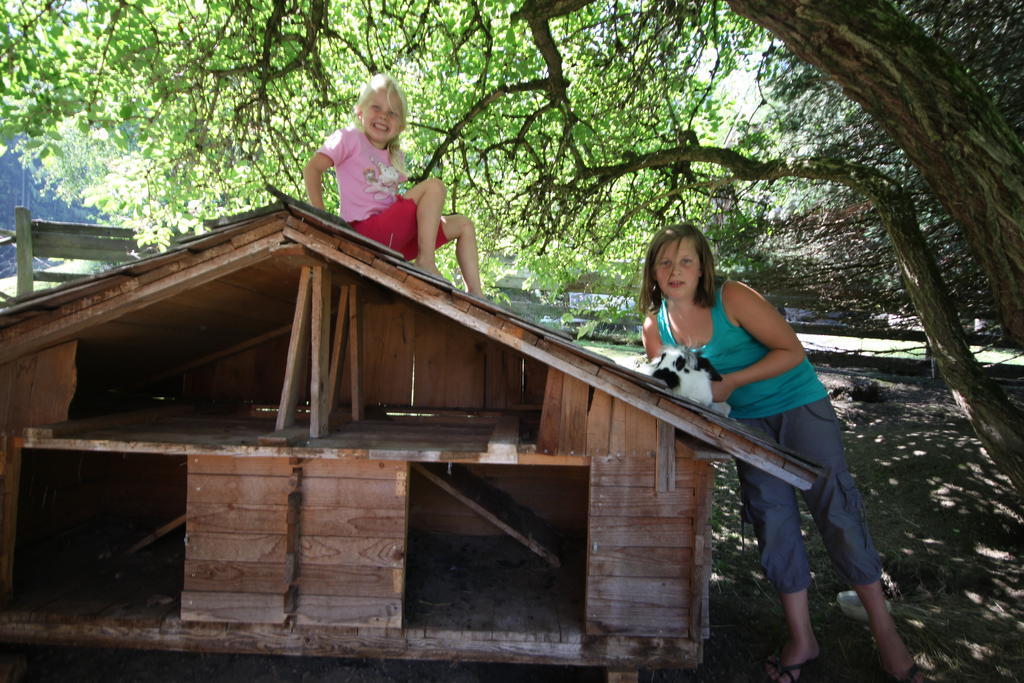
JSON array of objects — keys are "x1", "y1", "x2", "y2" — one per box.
[
  {"x1": 723, "y1": 0, "x2": 1024, "y2": 502},
  {"x1": 725, "y1": 0, "x2": 1024, "y2": 347},
  {"x1": 868, "y1": 182, "x2": 1024, "y2": 496}
]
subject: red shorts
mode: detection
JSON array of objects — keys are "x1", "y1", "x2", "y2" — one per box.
[{"x1": 351, "y1": 196, "x2": 450, "y2": 260}]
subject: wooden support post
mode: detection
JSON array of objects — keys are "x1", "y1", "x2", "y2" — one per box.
[
  {"x1": 0, "y1": 436, "x2": 22, "y2": 607},
  {"x1": 309, "y1": 267, "x2": 332, "y2": 438},
  {"x1": 276, "y1": 268, "x2": 313, "y2": 430},
  {"x1": 690, "y1": 460, "x2": 714, "y2": 641},
  {"x1": 348, "y1": 286, "x2": 364, "y2": 421},
  {"x1": 14, "y1": 207, "x2": 33, "y2": 297},
  {"x1": 657, "y1": 420, "x2": 676, "y2": 493},
  {"x1": 327, "y1": 285, "x2": 351, "y2": 423},
  {"x1": 284, "y1": 465, "x2": 303, "y2": 617},
  {"x1": 0, "y1": 341, "x2": 76, "y2": 607},
  {"x1": 536, "y1": 369, "x2": 564, "y2": 454},
  {"x1": 486, "y1": 416, "x2": 520, "y2": 462}
]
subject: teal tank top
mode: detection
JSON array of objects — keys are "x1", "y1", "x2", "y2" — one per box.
[{"x1": 657, "y1": 287, "x2": 826, "y2": 419}]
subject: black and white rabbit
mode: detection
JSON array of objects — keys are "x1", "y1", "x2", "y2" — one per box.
[{"x1": 644, "y1": 348, "x2": 731, "y2": 417}]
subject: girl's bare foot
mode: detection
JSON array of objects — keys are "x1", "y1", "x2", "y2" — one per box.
[{"x1": 413, "y1": 259, "x2": 447, "y2": 281}]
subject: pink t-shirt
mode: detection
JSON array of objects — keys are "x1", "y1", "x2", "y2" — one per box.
[{"x1": 317, "y1": 127, "x2": 408, "y2": 223}]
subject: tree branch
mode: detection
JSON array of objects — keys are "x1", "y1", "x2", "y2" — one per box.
[{"x1": 418, "y1": 79, "x2": 551, "y2": 179}]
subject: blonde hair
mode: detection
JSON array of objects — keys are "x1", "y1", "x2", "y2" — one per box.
[
  {"x1": 638, "y1": 223, "x2": 718, "y2": 314},
  {"x1": 354, "y1": 74, "x2": 408, "y2": 176}
]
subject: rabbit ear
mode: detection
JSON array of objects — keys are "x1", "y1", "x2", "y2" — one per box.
[{"x1": 696, "y1": 354, "x2": 722, "y2": 381}]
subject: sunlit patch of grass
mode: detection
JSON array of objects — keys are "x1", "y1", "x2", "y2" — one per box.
[
  {"x1": 1, "y1": 260, "x2": 110, "y2": 300},
  {"x1": 889, "y1": 594, "x2": 1024, "y2": 681},
  {"x1": 578, "y1": 341, "x2": 646, "y2": 368},
  {"x1": 799, "y1": 333, "x2": 1024, "y2": 366}
]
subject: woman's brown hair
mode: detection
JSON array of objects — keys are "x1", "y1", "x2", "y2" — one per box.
[{"x1": 638, "y1": 223, "x2": 717, "y2": 314}]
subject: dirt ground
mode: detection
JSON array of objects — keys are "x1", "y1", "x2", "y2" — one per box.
[{"x1": 2, "y1": 366, "x2": 1022, "y2": 682}]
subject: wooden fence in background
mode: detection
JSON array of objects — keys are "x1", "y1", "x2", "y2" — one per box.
[{"x1": 2, "y1": 206, "x2": 142, "y2": 299}]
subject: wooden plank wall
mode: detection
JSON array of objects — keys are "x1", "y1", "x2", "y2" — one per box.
[
  {"x1": 585, "y1": 392, "x2": 700, "y2": 639},
  {"x1": 182, "y1": 456, "x2": 291, "y2": 624},
  {"x1": 286, "y1": 291, "x2": 543, "y2": 412},
  {"x1": 296, "y1": 459, "x2": 406, "y2": 627},
  {"x1": 336, "y1": 300, "x2": 496, "y2": 410},
  {"x1": 0, "y1": 340, "x2": 78, "y2": 605},
  {"x1": 182, "y1": 335, "x2": 291, "y2": 403},
  {"x1": 0, "y1": 341, "x2": 78, "y2": 434},
  {"x1": 360, "y1": 301, "x2": 414, "y2": 406},
  {"x1": 182, "y1": 456, "x2": 407, "y2": 628},
  {"x1": 537, "y1": 369, "x2": 591, "y2": 456},
  {"x1": 182, "y1": 293, "x2": 540, "y2": 414}
]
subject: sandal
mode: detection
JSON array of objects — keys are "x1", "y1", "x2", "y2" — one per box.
[
  {"x1": 888, "y1": 662, "x2": 925, "y2": 682},
  {"x1": 765, "y1": 653, "x2": 816, "y2": 682}
]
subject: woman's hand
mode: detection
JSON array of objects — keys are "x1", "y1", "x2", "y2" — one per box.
[{"x1": 712, "y1": 374, "x2": 737, "y2": 403}]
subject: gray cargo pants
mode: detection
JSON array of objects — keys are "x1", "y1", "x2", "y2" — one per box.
[{"x1": 736, "y1": 397, "x2": 882, "y2": 594}]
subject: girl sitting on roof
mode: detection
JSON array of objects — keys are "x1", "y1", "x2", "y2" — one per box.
[
  {"x1": 303, "y1": 73, "x2": 483, "y2": 297},
  {"x1": 638, "y1": 223, "x2": 924, "y2": 683}
]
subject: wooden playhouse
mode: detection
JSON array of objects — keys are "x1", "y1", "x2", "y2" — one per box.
[{"x1": 0, "y1": 191, "x2": 817, "y2": 677}]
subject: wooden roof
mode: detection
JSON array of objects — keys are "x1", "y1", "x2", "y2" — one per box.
[{"x1": 0, "y1": 188, "x2": 818, "y2": 487}]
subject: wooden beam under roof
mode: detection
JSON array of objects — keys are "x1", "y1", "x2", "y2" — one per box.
[{"x1": 276, "y1": 267, "x2": 313, "y2": 431}]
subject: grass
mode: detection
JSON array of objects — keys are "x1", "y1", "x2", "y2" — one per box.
[
  {"x1": 579, "y1": 334, "x2": 1024, "y2": 372},
  {"x1": 645, "y1": 370, "x2": 1024, "y2": 682},
  {"x1": 801, "y1": 332, "x2": 1024, "y2": 367},
  {"x1": 578, "y1": 339, "x2": 646, "y2": 367},
  {"x1": 0, "y1": 260, "x2": 105, "y2": 300}
]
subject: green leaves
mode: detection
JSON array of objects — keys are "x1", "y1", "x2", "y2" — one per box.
[{"x1": 7, "y1": 0, "x2": 774, "y2": 294}]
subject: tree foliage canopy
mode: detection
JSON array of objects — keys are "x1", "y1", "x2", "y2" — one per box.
[
  {"x1": 3, "y1": 0, "x2": 773, "y2": 289},
  {"x1": 4, "y1": 0, "x2": 1022, "y2": 332},
  {"x1": 2, "y1": 0, "x2": 1022, "y2": 327}
]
